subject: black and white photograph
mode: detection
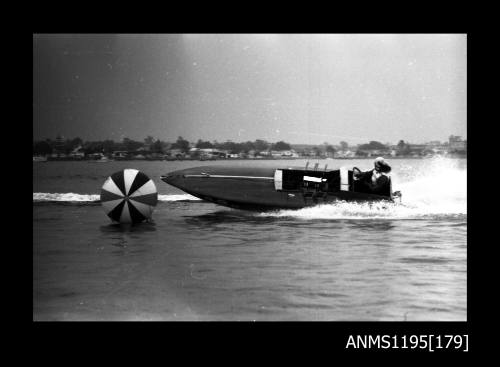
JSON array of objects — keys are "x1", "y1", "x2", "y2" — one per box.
[{"x1": 33, "y1": 34, "x2": 467, "y2": 323}]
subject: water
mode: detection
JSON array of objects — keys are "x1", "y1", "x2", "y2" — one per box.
[{"x1": 33, "y1": 158, "x2": 467, "y2": 321}]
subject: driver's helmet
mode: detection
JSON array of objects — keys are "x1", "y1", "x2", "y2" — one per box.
[{"x1": 374, "y1": 157, "x2": 391, "y2": 173}]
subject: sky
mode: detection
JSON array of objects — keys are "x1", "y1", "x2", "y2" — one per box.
[{"x1": 33, "y1": 34, "x2": 467, "y2": 145}]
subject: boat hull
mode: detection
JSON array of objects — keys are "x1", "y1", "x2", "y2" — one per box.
[{"x1": 161, "y1": 165, "x2": 394, "y2": 211}]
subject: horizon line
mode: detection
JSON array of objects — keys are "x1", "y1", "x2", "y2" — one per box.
[{"x1": 33, "y1": 135, "x2": 467, "y2": 146}]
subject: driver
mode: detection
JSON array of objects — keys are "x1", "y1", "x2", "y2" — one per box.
[{"x1": 354, "y1": 157, "x2": 391, "y2": 195}]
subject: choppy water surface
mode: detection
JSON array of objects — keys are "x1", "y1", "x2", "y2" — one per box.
[{"x1": 33, "y1": 158, "x2": 466, "y2": 321}]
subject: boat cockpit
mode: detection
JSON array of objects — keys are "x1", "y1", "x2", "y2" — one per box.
[{"x1": 274, "y1": 164, "x2": 394, "y2": 201}]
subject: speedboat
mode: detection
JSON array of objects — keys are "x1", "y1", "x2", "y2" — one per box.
[{"x1": 161, "y1": 163, "x2": 401, "y2": 211}]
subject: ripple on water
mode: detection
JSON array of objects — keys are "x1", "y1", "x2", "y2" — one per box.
[{"x1": 398, "y1": 257, "x2": 451, "y2": 264}]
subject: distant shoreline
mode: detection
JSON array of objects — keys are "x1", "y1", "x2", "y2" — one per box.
[{"x1": 34, "y1": 155, "x2": 466, "y2": 162}]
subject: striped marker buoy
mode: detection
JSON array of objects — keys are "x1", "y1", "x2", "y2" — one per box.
[{"x1": 101, "y1": 169, "x2": 158, "y2": 223}]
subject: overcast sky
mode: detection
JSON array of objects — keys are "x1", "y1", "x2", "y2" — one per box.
[{"x1": 33, "y1": 34, "x2": 466, "y2": 145}]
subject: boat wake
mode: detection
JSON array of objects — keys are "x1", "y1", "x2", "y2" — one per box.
[
  {"x1": 259, "y1": 200, "x2": 466, "y2": 220},
  {"x1": 33, "y1": 192, "x2": 201, "y2": 203},
  {"x1": 261, "y1": 157, "x2": 467, "y2": 220}
]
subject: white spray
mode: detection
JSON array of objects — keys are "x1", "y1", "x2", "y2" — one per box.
[{"x1": 263, "y1": 157, "x2": 467, "y2": 220}]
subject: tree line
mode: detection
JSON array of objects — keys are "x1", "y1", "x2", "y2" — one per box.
[
  {"x1": 33, "y1": 136, "x2": 296, "y2": 156},
  {"x1": 33, "y1": 135, "x2": 463, "y2": 158},
  {"x1": 33, "y1": 135, "x2": 399, "y2": 157},
  {"x1": 34, "y1": 135, "x2": 418, "y2": 157}
]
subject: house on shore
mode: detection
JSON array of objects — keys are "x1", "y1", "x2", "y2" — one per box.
[
  {"x1": 270, "y1": 150, "x2": 299, "y2": 158},
  {"x1": 188, "y1": 147, "x2": 226, "y2": 160},
  {"x1": 167, "y1": 149, "x2": 186, "y2": 159},
  {"x1": 112, "y1": 151, "x2": 129, "y2": 160},
  {"x1": 335, "y1": 150, "x2": 356, "y2": 158},
  {"x1": 69, "y1": 145, "x2": 85, "y2": 159},
  {"x1": 448, "y1": 135, "x2": 466, "y2": 153}
]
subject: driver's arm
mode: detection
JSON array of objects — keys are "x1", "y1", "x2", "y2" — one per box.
[
  {"x1": 354, "y1": 170, "x2": 371, "y2": 181},
  {"x1": 367, "y1": 175, "x2": 390, "y2": 194}
]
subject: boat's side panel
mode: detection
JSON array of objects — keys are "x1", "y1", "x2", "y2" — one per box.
[
  {"x1": 181, "y1": 176, "x2": 306, "y2": 209},
  {"x1": 162, "y1": 165, "x2": 307, "y2": 209}
]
